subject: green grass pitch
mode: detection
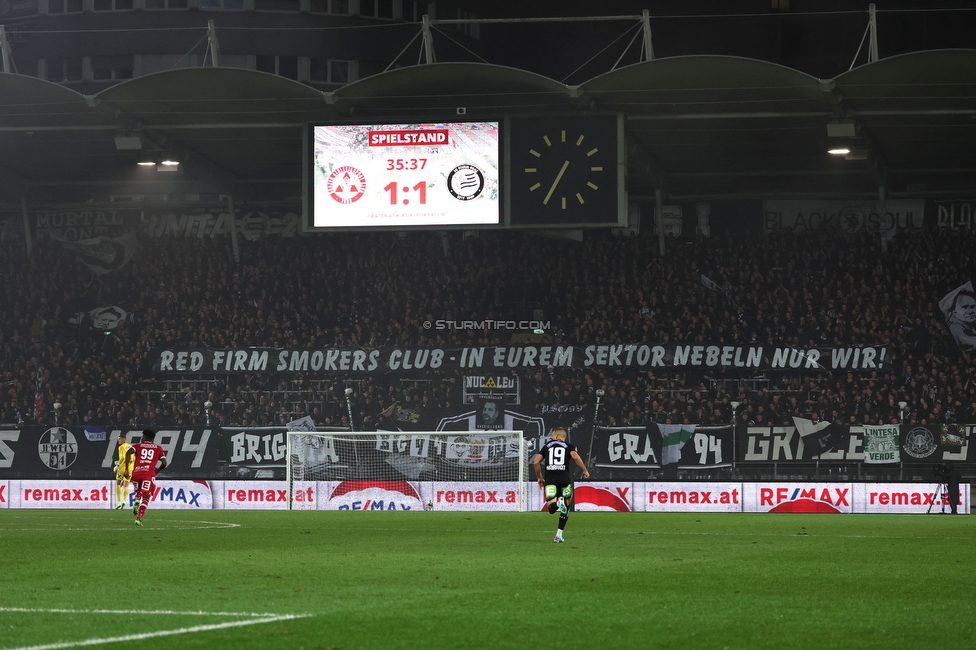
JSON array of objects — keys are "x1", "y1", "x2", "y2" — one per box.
[{"x1": 0, "y1": 510, "x2": 972, "y2": 649}]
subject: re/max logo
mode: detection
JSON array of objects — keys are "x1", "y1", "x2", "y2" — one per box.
[{"x1": 760, "y1": 487, "x2": 850, "y2": 506}]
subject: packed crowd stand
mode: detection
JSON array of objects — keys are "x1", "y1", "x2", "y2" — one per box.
[{"x1": 2, "y1": 224, "x2": 974, "y2": 432}]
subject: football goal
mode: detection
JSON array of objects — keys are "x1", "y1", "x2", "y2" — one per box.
[{"x1": 285, "y1": 430, "x2": 527, "y2": 511}]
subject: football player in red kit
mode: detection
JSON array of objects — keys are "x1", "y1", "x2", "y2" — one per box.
[{"x1": 124, "y1": 429, "x2": 167, "y2": 526}]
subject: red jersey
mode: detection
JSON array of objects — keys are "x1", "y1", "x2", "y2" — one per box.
[{"x1": 130, "y1": 441, "x2": 166, "y2": 478}]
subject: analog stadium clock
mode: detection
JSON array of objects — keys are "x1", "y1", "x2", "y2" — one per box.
[{"x1": 507, "y1": 114, "x2": 624, "y2": 227}]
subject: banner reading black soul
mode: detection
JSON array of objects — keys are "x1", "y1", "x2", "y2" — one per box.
[
  {"x1": 151, "y1": 343, "x2": 890, "y2": 375},
  {"x1": 0, "y1": 426, "x2": 218, "y2": 479},
  {"x1": 590, "y1": 425, "x2": 733, "y2": 470},
  {"x1": 735, "y1": 423, "x2": 973, "y2": 464}
]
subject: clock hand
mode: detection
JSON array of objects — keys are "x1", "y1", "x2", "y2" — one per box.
[{"x1": 543, "y1": 160, "x2": 570, "y2": 205}]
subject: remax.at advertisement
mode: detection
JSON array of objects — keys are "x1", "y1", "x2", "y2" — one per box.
[
  {"x1": 853, "y1": 482, "x2": 970, "y2": 514},
  {"x1": 638, "y1": 482, "x2": 742, "y2": 512},
  {"x1": 10, "y1": 480, "x2": 112, "y2": 509},
  {"x1": 215, "y1": 481, "x2": 291, "y2": 510},
  {"x1": 0, "y1": 480, "x2": 969, "y2": 514}
]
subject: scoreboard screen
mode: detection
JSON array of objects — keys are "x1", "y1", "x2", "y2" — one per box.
[{"x1": 308, "y1": 122, "x2": 500, "y2": 230}]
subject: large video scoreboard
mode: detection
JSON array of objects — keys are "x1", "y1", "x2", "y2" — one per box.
[{"x1": 305, "y1": 114, "x2": 624, "y2": 231}]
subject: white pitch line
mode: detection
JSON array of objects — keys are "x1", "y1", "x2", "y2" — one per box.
[
  {"x1": 0, "y1": 520, "x2": 242, "y2": 532},
  {"x1": 2, "y1": 614, "x2": 309, "y2": 650},
  {"x1": 0, "y1": 607, "x2": 286, "y2": 617}
]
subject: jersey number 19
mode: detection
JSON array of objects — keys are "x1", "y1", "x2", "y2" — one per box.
[{"x1": 547, "y1": 446, "x2": 565, "y2": 470}]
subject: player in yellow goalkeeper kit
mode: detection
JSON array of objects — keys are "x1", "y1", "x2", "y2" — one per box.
[{"x1": 114, "y1": 434, "x2": 134, "y2": 509}]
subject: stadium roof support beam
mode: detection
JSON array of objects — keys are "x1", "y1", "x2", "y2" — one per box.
[
  {"x1": 641, "y1": 10, "x2": 655, "y2": 61},
  {"x1": 205, "y1": 20, "x2": 221, "y2": 67},
  {"x1": 428, "y1": 13, "x2": 646, "y2": 74},
  {"x1": 0, "y1": 26, "x2": 14, "y2": 74},
  {"x1": 422, "y1": 15, "x2": 436, "y2": 64},
  {"x1": 849, "y1": 3, "x2": 880, "y2": 70}
]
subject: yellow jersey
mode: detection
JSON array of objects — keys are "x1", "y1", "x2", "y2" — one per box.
[{"x1": 116, "y1": 442, "x2": 134, "y2": 478}]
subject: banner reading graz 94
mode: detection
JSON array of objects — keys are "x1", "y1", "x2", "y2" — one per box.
[
  {"x1": 590, "y1": 425, "x2": 732, "y2": 469},
  {"x1": 151, "y1": 343, "x2": 890, "y2": 375}
]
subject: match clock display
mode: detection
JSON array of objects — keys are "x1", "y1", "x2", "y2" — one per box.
[{"x1": 508, "y1": 114, "x2": 623, "y2": 227}]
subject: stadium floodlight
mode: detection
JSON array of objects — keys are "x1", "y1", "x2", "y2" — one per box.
[{"x1": 286, "y1": 430, "x2": 527, "y2": 511}]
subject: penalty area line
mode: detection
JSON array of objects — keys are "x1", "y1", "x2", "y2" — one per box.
[{"x1": 2, "y1": 614, "x2": 310, "y2": 650}]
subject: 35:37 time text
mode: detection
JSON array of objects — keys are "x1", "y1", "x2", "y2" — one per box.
[{"x1": 386, "y1": 158, "x2": 428, "y2": 170}]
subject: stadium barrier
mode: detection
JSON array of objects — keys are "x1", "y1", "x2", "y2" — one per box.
[{"x1": 1, "y1": 479, "x2": 968, "y2": 514}]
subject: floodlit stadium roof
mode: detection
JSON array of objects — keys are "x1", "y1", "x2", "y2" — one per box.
[{"x1": 2, "y1": 49, "x2": 976, "y2": 209}]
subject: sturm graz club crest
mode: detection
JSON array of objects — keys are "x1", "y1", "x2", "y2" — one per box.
[
  {"x1": 37, "y1": 427, "x2": 78, "y2": 470},
  {"x1": 447, "y1": 165, "x2": 485, "y2": 201},
  {"x1": 903, "y1": 427, "x2": 938, "y2": 459}
]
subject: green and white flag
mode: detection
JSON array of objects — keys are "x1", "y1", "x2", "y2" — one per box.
[
  {"x1": 863, "y1": 425, "x2": 900, "y2": 464},
  {"x1": 658, "y1": 424, "x2": 696, "y2": 465}
]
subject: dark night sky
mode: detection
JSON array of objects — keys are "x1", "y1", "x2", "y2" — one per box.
[{"x1": 447, "y1": 0, "x2": 976, "y2": 81}]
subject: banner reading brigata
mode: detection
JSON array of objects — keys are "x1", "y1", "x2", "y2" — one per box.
[{"x1": 150, "y1": 343, "x2": 890, "y2": 375}]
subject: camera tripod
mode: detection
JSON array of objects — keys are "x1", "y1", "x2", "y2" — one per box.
[{"x1": 926, "y1": 482, "x2": 949, "y2": 514}]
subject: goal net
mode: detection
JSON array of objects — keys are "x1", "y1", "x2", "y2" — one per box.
[{"x1": 286, "y1": 430, "x2": 527, "y2": 511}]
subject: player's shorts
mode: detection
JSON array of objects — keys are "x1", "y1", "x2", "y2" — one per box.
[
  {"x1": 544, "y1": 482, "x2": 573, "y2": 501},
  {"x1": 131, "y1": 475, "x2": 156, "y2": 499}
]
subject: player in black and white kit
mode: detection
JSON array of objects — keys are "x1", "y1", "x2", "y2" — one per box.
[{"x1": 533, "y1": 427, "x2": 590, "y2": 543}]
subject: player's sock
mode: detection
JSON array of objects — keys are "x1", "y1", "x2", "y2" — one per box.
[
  {"x1": 558, "y1": 513, "x2": 568, "y2": 533},
  {"x1": 138, "y1": 497, "x2": 148, "y2": 520}
]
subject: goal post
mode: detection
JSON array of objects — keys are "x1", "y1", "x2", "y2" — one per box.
[{"x1": 286, "y1": 430, "x2": 527, "y2": 511}]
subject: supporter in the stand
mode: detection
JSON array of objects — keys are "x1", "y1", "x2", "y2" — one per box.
[{"x1": 2, "y1": 227, "x2": 976, "y2": 428}]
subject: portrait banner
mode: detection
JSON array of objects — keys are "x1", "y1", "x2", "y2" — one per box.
[{"x1": 939, "y1": 281, "x2": 976, "y2": 352}]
